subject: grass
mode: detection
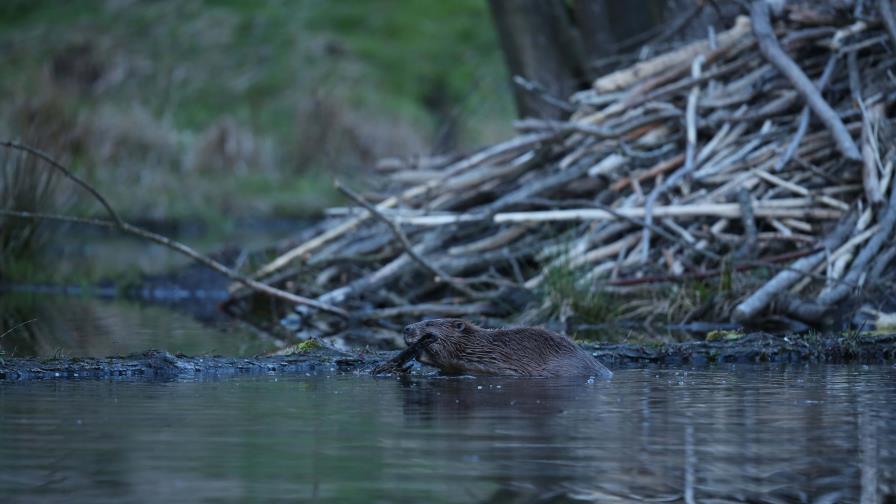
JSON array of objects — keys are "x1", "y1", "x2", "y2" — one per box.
[
  {"x1": 0, "y1": 1, "x2": 513, "y2": 222},
  {"x1": 0, "y1": 135, "x2": 73, "y2": 272},
  {"x1": 0, "y1": 1, "x2": 513, "y2": 281},
  {"x1": 538, "y1": 241, "x2": 764, "y2": 343},
  {"x1": 542, "y1": 262, "x2": 619, "y2": 326}
]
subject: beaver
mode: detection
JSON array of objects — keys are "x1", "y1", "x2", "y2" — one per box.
[{"x1": 398, "y1": 318, "x2": 612, "y2": 379}]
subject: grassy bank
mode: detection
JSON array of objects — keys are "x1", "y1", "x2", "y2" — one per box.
[{"x1": 0, "y1": 0, "x2": 513, "y2": 222}]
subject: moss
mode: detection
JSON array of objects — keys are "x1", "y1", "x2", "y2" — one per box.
[
  {"x1": 706, "y1": 329, "x2": 743, "y2": 342},
  {"x1": 295, "y1": 339, "x2": 321, "y2": 353}
]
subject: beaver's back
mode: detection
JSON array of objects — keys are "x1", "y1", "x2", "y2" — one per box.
[{"x1": 465, "y1": 326, "x2": 612, "y2": 379}]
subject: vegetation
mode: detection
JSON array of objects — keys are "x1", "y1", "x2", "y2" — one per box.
[
  {"x1": 541, "y1": 261, "x2": 618, "y2": 326},
  {"x1": 0, "y1": 0, "x2": 513, "y2": 222},
  {"x1": 0, "y1": 141, "x2": 70, "y2": 272}
]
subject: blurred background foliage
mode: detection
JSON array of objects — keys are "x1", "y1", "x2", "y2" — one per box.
[{"x1": 0, "y1": 0, "x2": 514, "y2": 223}]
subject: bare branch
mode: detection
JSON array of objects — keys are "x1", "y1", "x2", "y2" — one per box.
[
  {"x1": 0, "y1": 143, "x2": 349, "y2": 318},
  {"x1": 750, "y1": 0, "x2": 861, "y2": 161},
  {"x1": 335, "y1": 180, "x2": 479, "y2": 299}
]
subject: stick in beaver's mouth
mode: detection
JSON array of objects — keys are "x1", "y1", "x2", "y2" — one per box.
[{"x1": 372, "y1": 334, "x2": 434, "y2": 375}]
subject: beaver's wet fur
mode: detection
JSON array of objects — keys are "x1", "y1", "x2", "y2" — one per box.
[{"x1": 403, "y1": 318, "x2": 612, "y2": 379}]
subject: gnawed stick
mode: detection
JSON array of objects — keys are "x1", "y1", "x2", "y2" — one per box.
[
  {"x1": 750, "y1": 0, "x2": 861, "y2": 161},
  {"x1": 447, "y1": 225, "x2": 529, "y2": 256},
  {"x1": 357, "y1": 302, "x2": 492, "y2": 321},
  {"x1": 731, "y1": 211, "x2": 858, "y2": 323},
  {"x1": 335, "y1": 180, "x2": 478, "y2": 299},
  {"x1": 243, "y1": 132, "x2": 557, "y2": 286},
  {"x1": 371, "y1": 344, "x2": 419, "y2": 375},
  {"x1": 493, "y1": 203, "x2": 843, "y2": 222},
  {"x1": 847, "y1": 50, "x2": 885, "y2": 206},
  {"x1": 860, "y1": 102, "x2": 886, "y2": 206},
  {"x1": 774, "y1": 53, "x2": 838, "y2": 171},
  {"x1": 786, "y1": 181, "x2": 896, "y2": 321},
  {"x1": 642, "y1": 54, "x2": 705, "y2": 263},
  {"x1": 591, "y1": 16, "x2": 750, "y2": 93}
]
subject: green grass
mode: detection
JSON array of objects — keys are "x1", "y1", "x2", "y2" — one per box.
[
  {"x1": 542, "y1": 262, "x2": 619, "y2": 326},
  {"x1": 0, "y1": 1, "x2": 513, "y2": 221}
]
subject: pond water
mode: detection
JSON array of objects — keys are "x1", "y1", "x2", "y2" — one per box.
[
  {"x1": 2, "y1": 366, "x2": 894, "y2": 503},
  {"x1": 0, "y1": 293, "x2": 274, "y2": 358}
]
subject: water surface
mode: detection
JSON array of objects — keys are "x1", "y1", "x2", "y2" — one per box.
[
  {"x1": 0, "y1": 293, "x2": 272, "y2": 358},
  {"x1": 2, "y1": 366, "x2": 894, "y2": 503}
]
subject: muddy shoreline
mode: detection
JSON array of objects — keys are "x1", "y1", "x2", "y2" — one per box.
[{"x1": 2, "y1": 333, "x2": 894, "y2": 382}]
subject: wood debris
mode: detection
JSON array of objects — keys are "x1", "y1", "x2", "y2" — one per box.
[{"x1": 230, "y1": 3, "x2": 896, "y2": 337}]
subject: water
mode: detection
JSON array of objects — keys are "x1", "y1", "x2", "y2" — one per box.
[
  {"x1": 0, "y1": 294, "x2": 274, "y2": 358},
  {"x1": 2, "y1": 366, "x2": 894, "y2": 503}
]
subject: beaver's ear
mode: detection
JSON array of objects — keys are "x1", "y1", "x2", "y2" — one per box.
[{"x1": 453, "y1": 320, "x2": 466, "y2": 331}]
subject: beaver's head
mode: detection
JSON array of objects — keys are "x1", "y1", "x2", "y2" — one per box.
[{"x1": 403, "y1": 318, "x2": 480, "y2": 370}]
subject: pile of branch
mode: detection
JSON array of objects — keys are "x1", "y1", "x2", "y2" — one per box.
[{"x1": 233, "y1": 2, "x2": 896, "y2": 336}]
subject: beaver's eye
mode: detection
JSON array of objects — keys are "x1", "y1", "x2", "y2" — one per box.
[{"x1": 453, "y1": 321, "x2": 465, "y2": 331}]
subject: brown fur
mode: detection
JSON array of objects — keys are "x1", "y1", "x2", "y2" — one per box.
[{"x1": 403, "y1": 319, "x2": 612, "y2": 379}]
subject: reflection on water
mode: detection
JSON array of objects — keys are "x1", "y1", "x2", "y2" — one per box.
[
  {"x1": 1, "y1": 366, "x2": 894, "y2": 503},
  {"x1": 0, "y1": 293, "x2": 274, "y2": 358}
]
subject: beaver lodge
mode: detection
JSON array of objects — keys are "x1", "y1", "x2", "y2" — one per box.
[{"x1": 225, "y1": 3, "x2": 896, "y2": 344}]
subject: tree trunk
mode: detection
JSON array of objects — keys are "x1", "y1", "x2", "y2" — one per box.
[
  {"x1": 489, "y1": 0, "x2": 715, "y2": 119},
  {"x1": 487, "y1": 0, "x2": 585, "y2": 119}
]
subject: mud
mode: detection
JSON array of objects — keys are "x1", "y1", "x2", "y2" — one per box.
[{"x1": 2, "y1": 332, "x2": 894, "y2": 382}]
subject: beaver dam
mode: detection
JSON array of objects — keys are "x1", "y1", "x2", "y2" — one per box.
[
  {"x1": 3, "y1": 4, "x2": 896, "y2": 503},
  {"x1": 216, "y1": 4, "x2": 896, "y2": 345}
]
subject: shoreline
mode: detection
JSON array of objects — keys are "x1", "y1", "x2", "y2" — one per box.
[{"x1": 2, "y1": 333, "x2": 894, "y2": 382}]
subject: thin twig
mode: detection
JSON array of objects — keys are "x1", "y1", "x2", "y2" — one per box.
[
  {"x1": 1, "y1": 141, "x2": 124, "y2": 227},
  {"x1": 0, "y1": 319, "x2": 37, "y2": 339},
  {"x1": 335, "y1": 180, "x2": 478, "y2": 298},
  {"x1": 642, "y1": 54, "x2": 705, "y2": 262},
  {"x1": 750, "y1": 0, "x2": 862, "y2": 161},
  {"x1": 512, "y1": 75, "x2": 574, "y2": 113},
  {"x1": 774, "y1": 53, "x2": 838, "y2": 171},
  {"x1": 0, "y1": 209, "x2": 349, "y2": 317}
]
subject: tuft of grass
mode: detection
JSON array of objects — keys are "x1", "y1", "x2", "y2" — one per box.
[
  {"x1": 542, "y1": 262, "x2": 618, "y2": 326},
  {"x1": 0, "y1": 141, "x2": 72, "y2": 272}
]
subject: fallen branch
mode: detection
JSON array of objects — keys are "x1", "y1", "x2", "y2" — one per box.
[
  {"x1": 335, "y1": 180, "x2": 478, "y2": 299},
  {"x1": 879, "y1": 0, "x2": 896, "y2": 50},
  {"x1": 0, "y1": 141, "x2": 124, "y2": 227},
  {"x1": 642, "y1": 54, "x2": 705, "y2": 262},
  {"x1": 731, "y1": 211, "x2": 857, "y2": 323},
  {"x1": 750, "y1": 0, "x2": 861, "y2": 161},
  {"x1": 0, "y1": 142, "x2": 349, "y2": 318},
  {"x1": 492, "y1": 203, "x2": 843, "y2": 223},
  {"x1": 0, "y1": 209, "x2": 349, "y2": 317}
]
